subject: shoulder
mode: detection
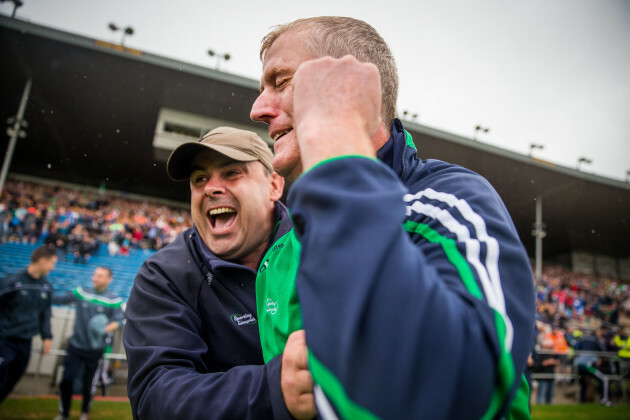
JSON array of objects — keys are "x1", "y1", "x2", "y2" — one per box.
[
  {"x1": 74, "y1": 286, "x2": 115, "y2": 302},
  {"x1": 409, "y1": 159, "x2": 495, "y2": 195},
  {"x1": 102, "y1": 289, "x2": 122, "y2": 301},
  {"x1": 143, "y1": 229, "x2": 193, "y2": 266},
  {"x1": 1, "y1": 270, "x2": 26, "y2": 288},
  {"x1": 404, "y1": 159, "x2": 508, "y2": 220},
  {"x1": 133, "y1": 228, "x2": 204, "y2": 299}
]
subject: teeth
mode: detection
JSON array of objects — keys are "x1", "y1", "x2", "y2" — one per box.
[
  {"x1": 273, "y1": 130, "x2": 290, "y2": 141},
  {"x1": 208, "y1": 207, "x2": 236, "y2": 216}
]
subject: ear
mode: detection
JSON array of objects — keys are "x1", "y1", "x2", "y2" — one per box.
[{"x1": 268, "y1": 172, "x2": 285, "y2": 202}]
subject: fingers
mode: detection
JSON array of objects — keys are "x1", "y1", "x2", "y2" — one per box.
[
  {"x1": 291, "y1": 392, "x2": 316, "y2": 420},
  {"x1": 286, "y1": 329, "x2": 309, "y2": 369},
  {"x1": 282, "y1": 330, "x2": 317, "y2": 419},
  {"x1": 283, "y1": 365, "x2": 314, "y2": 395}
]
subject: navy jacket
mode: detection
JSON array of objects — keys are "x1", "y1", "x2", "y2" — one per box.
[
  {"x1": 289, "y1": 120, "x2": 536, "y2": 419},
  {"x1": 123, "y1": 204, "x2": 293, "y2": 419},
  {"x1": 0, "y1": 269, "x2": 53, "y2": 340}
]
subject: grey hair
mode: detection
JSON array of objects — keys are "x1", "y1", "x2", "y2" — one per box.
[{"x1": 260, "y1": 16, "x2": 399, "y2": 129}]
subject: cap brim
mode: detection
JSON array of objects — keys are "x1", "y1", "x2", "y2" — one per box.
[{"x1": 166, "y1": 142, "x2": 259, "y2": 181}]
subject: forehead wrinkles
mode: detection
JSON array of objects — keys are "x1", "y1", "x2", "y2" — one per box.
[
  {"x1": 260, "y1": 31, "x2": 318, "y2": 91},
  {"x1": 264, "y1": 29, "x2": 316, "y2": 67}
]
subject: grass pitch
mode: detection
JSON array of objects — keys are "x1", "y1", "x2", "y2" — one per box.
[
  {"x1": 1, "y1": 397, "x2": 629, "y2": 419},
  {"x1": 0, "y1": 397, "x2": 132, "y2": 420}
]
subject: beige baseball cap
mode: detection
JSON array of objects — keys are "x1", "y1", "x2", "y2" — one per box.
[{"x1": 166, "y1": 126, "x2": 273, "y2": 181}]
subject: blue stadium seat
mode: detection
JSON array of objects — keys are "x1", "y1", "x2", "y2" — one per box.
[{"x1": 0, "y1": 241, "x2": 154, "y2": 301}]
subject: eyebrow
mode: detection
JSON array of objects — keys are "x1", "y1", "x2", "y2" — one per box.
[
  {"x1": 189, "y1": 160, "x2": 249, "y2": 174},
  {"x1": 259, "y1": 66, "x2": 290, "y2": 93}
]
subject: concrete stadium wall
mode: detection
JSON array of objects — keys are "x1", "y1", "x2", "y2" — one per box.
[{"x1": 26, "y1": 306, "x2": 126, "y2": 377}]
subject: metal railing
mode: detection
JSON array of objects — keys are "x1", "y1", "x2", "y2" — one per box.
[{"x1": 531, "y1": 348, "x2": 630, "y2": 404}]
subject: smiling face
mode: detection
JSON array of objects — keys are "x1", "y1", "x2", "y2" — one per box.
[
  {"x1": 92, "y1": 267, "x2": 112, "y2": 292},
  {"x1": 189, "y1": 149, "x2": 284, "y2": 269},
  {"x1": 250, "y1": 29, "x2": 317, "y2": 182}
]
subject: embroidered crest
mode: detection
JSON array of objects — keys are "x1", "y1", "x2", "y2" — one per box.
[{"x1": 265, "y1": 298, "x2": 278, "y2": 315}]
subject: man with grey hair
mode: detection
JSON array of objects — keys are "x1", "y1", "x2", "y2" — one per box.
[{"x1": 251, "y1": 16, "x2": 536, "y2": 419}]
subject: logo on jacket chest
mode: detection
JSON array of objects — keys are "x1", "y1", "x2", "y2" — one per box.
[
  {"x1": 230, "y1": 313, "x2": 257, "y2": 326},
  {"x1": 259, "y1": 260, "x2": 268, "y2": 273},
  {"x1": 265, "y1": 298, "x2": 278, "y2": 315}
]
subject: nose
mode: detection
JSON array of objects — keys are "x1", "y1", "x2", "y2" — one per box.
[
  {"x1": 250, "y1": 90, "x2": 278, "y2": 124},
  {"x1": 203, "y1": 175, "x2": 226, "y2": 197}
]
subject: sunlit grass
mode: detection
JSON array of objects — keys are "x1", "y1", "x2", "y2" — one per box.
[{"x1": 0, "y1": 397, "x2": 133, "y2": 420}]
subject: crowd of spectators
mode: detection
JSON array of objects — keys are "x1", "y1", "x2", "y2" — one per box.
[
  {"x1": 0, "y1": 178, "x2": 192, "y2": 262},
  {"x1": 531, "y1": 264, "x2": 630, "y2": 404},
  {"x1": 535, "y1": 264, "x2": 629, "y2": 330}
]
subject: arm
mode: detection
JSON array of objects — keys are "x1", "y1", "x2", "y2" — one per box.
[
  {"x1": 0, "y1": 276, "x2": 13, "y2": 301},
  {"x1": 123, "y1": 260, "x2": 292, "y2": 420},
  {"x1": 290, "y1": 56, "x2": 535, "y2": 419},
  {"x1": 292, "y1": 159, "x2": 535, "y2": 419},
  {"x1": 106, "y1": 299, "x2": 125, "y2": 333},
  {"x1": 39, "y1": 284, "x2": 53, "y2": 344},
  {"x1": 51, "y1": 290, "x2": 77, "y2": 306}
]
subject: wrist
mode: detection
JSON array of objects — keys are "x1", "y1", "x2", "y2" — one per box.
[{"x1": 296, "y1": 118, "x2": 375, "y2": 171}]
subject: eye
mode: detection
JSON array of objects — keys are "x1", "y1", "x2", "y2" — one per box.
[
  {"x1": 276, "y1": 76, "x2": 291, "y2": 89},
  {"x1": 225, "y1": 169, "x2": 242, "y2": 177},
  {"x1": 191, "y1": 173, "x2": 208, "y2": 186}
]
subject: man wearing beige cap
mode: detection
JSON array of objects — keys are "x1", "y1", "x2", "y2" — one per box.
[{"x1": 123, "y1": 127, "x2": 302, "y2": 419}]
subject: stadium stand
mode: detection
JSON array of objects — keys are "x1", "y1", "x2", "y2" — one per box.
[
  {"x1": 0, "y1": 241, "x2": 149, "y2": 300},
  {"x1": 0, "y1": 177, "x2": 192, "y2": 299}
]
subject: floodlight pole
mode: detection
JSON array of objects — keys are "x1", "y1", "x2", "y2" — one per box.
[
  {"x1": 473, "y1": 125, "x2": 489, "y2": 141},
  {"x1": 0, "y1": 78, "x2": 31, "y2": 196},
  {"x1": 533, "y1": 195, "x2": 545, "y2": 282},
  {"x1": 207, "y1": 49, "x2": 231, "y2": 70}
]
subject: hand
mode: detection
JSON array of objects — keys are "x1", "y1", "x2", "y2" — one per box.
[
  {"x1": 42, "y1": 338, "x2": 52, "y2": 355},
  {"x1": 281, "y1": 330, "x2": 317, "y2": 419},
  {"x1": 104, "y1": 321, "x2": 119, "y2": 333},
  {"x1": 292, "y1": 55, "x2": 382, "y2": 170}
]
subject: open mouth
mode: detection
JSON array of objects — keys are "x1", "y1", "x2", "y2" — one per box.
[
  {"x1": 273, "y1": 129, "x2": 292, "y2": 142},
  {"x1": 208, "y1": 207, "x2": 237, "y2": 231}
]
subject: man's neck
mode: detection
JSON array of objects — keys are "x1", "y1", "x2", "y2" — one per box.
[
  {"x1": 371, "y1": 124, "x2": 391, "y2": 152},
  {"x1": 238, "y1": 239, "x2": 272, "y2": 271},
  {"x1": 27, "y1": 264, "x2": 41, "y2": 279}
]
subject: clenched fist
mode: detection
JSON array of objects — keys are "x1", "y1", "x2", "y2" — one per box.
[{"x1": 292, "y1": 55, "x2": 382, "y2": 171}]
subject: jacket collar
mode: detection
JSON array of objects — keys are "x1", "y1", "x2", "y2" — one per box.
[{"x1": 376, "y1": 118, "x2": 419, "y2": 180}]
